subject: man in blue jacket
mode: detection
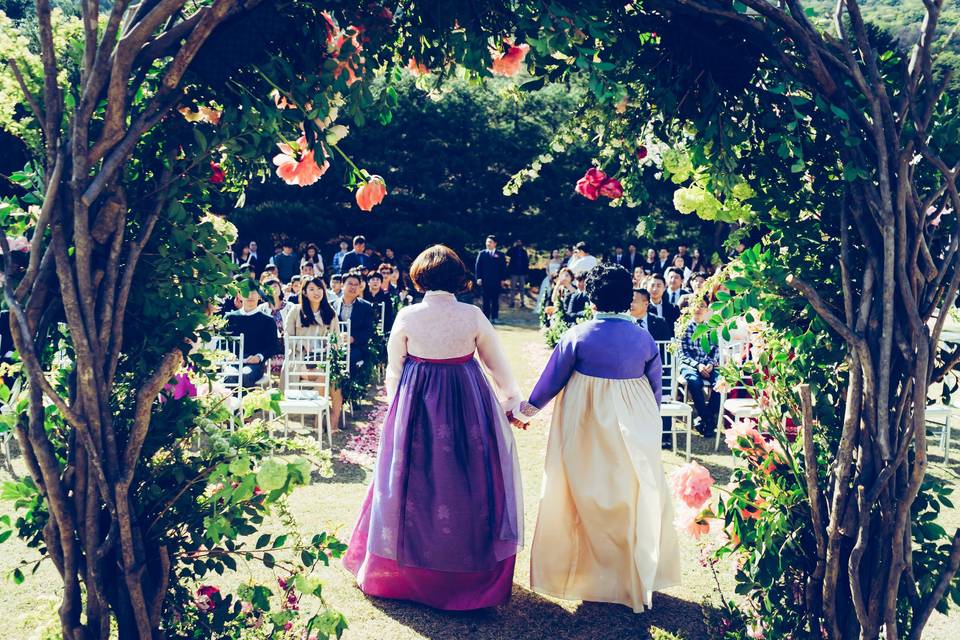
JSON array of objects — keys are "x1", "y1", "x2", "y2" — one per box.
[{"x1": 475, "y1": 235, "x2": 506, "y2": 323}]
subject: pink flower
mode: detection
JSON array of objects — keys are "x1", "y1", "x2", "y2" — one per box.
[
  {"x1": 273, "y1": 136, "x2": 330, "y2": 187},
  {"x1": 490, "y1": 43, "x2": 530, "y2": 77},
  {"x1": 636, "y1": 145, "x2": 648, "y2": 160},
  {"x1": 355, "y1": 175, "x2": 387, "y2": 211},
  {"x1": 674, "y1": 506, "x2": 711, "y2": 539},
  {"x1": 724, "y1": 420, "x2": 764, "y2": 451},
  {"x1": 194, "y1": 585, "x2": 220, "y2": 612},
  {"x1": 598, "y1": 177, "x2": 623, "y2": 199},
  {"x1": 209, "y1": 162, "x2": 225, "y2": 185},
  {"x1": 669, "y1": 460, "x2": 715, "y2": 509},
  {"x1": 407, "y1": 58, "x2": 429, "y2": 76},
  {"x1": 747, "y1": 622, "x2": 766, "y2": 639},
  {"x1": 162, "y1": 372, "x2": 197, "y2": 401},
  {"x1": 1, "y1": 236, "x2": 30, "y2": 253}
]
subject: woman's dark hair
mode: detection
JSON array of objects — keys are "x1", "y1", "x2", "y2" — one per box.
[
  {"x1": 409, "y1": 244, "x2": 470, "y2": 293},
  {"x1": 585, "y1": 264, "x2": 633, "y2": 312},
  {"x1": 304, "y1": 243, "x2": 320, "y2": 263},
  {"x1": 300, "y1": 277, "x2": 336, "y2": 326}
]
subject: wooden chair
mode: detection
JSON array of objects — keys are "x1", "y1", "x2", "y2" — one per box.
[{"x1": 278, "y1": 335, "x2": 333, "y2": 448}]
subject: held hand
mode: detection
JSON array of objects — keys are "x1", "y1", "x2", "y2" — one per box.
[{"x1": 506, "y1": 411, "x2": 528, "y2": 430}]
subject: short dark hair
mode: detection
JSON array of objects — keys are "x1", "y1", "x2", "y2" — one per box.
[
  {"x1": 575, "y1": 241, "x2": 589, "y2": 253},
  {"x1": 264, "y1": 264, "x2": 278, "y2": 272},
  {"x1": 281, "y1": 239, "x2": 293, "y2": 248},
  {"x1": 330, "y1": 274, "x2": 343, "y2": 283},
  {"x1": 367, "y1": 272, "x2": 383, "y2": 283},
  {"x1": 486, "y1": 235, "x2": 497, "y2": 244},
  {"x1": 634, "y1": 288, "x2": 651, "y2": 302},
  {"x1": 585, "y1": 264, "x2": 632, "y2": 312},
  {"x1": 650, "y1": 272, "x2": 667, "y2": 284},
  {"x1": 668, "y1": 267, "x2": 685, "y2": 278},
  {"x1": 409, "y1": 244, "x2": 470, "y2": 293},
  {"x1": 353, "y1": 235, "x2": 366, "y2": 246},
  {"x1": 343, "y1": 269, "x2": 363, "y2": 285},
  {"x1": 575, "y1": 273, "x2": 588, "y2": 282}
]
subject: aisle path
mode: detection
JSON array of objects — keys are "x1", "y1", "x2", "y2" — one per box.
[{"x1": 294, "y1": 309, "x2": 712, "y2": 640}]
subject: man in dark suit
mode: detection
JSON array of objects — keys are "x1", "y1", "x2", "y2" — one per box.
[
  {"x1": 624, "y1": 243, "x2": 642, "y2": 273},
  {"x1": 224, "y1": 288, "x2": 282, "y2": 387},
  {"x1": 630, "y1": 288, "x2": 671, "y2": 341},
  {"x1": 506, "y1": 238, "x2": 530, "y2": 309},
  {"x1": 475, "y1": 235, "x2": 506, "y2": 323},
  {"x1": 674, "y1": 243, "x2": 693, "y2": 268},
  {"x1": 332, "y1": 271, "x2": 376, "y2": 373},
  {"x1": 245, "y1": 240, "x2": 263, "y2": 276},
  {"x1": 563, "y1": 273, "x2": 590, "y2": 322},
  {"x1": 655, "y1": 247, "x2": 671, "y2": 274},
  {"x1": 339, "y1": 235, "x2": 372, "y2": 275},
  {"x1": 611, "y1": 246, "x2": 628, "y2": 268},
  {"x1": 665, "y1": 267, "x2": 691, "y2": 307},
  {"x1": 647, "y1": 273, "x2": 679, "y2": 335}
]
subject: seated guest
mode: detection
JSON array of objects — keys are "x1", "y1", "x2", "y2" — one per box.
[
  {"x1": 648, "y1": 273, "x2": 679, "y2": 331},
  {"x1": 564, "y1": 273, "x2": 590, "y2": 322},
  {"x1": 332, "y1": 240, "x2": 350, "y2": 274},
  {"x1": 340, "y1": 235, "x2": 372, "y2": 274},
  {"x1": 218, "y1": 291, "x2": 243, "y2": 317},
  {"x1": 632, "y1": 266, "x2": 646, "y2": 288},
  {"x1": 568, "y1": 241, "x2": 598, "y2": 276},
  {"x1": 301, "y1": 242, "x2": 325, "y2": 276},
  {"x1": 546, "y1": 267, "x2": 576, "y2": 320},
  {"x1": 285, "y1": 275, "x2": 303, "y2": 304},
  {"x1": 270, "y1": 240, "x2": 300, "y2": 283},
  {"x1": 669, "y1": 256, "x2": 692, "y2": 285},
  {"x1": 688, "y1": 272, "x2": 707, "y2": 293},
  {"x1": 630, "y1": 288, "x2": 671, "y2": 341},
  {"x1": 365, "y1": 271, "x2": 395, "y2": 332},
  {"x1": 329, "y1": 274, "x2": 344, "y2": 300},
  {"x1": 377, "y1": 264, "x2": 398, "y2": 295},
  {"x1": 664, "y1": 267, "x2": 690, "y2": 307},
  {"x1": 225, "y1": 287, "x2": 282, "y2": 387},
  {"x1": 300, "y1": 262, "x2": 316, "y2": 280},
  {"x1": 332, "y1": 271, "x2": 376, "y2": 373},
  {"x1": 643, "y1": 248, "x2": 657, "y2": 274},
  {"x1": 679, "y1": 302, "x2": 720, "y2": 436}
]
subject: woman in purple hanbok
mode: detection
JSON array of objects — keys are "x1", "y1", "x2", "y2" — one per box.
[
  {"x1": 343, "y1": 245, "x2": 524, "y2": 610},
  {"x1": 514, "y1": 264, "x2": 681, "y2": 612}
]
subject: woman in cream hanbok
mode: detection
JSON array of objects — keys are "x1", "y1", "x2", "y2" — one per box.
[{"x1": 515, "y1": 264, "x2": 681, "y2": 612}]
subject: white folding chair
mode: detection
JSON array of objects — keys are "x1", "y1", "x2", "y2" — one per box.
[
  {"x1": 925, "y1": 403, "x2": 956, "y2": 464},
  {"x1": 378, "y1": 302, "x2": 386, "y2": 336},
  {"x1": 337, "y1": 319, "x2": 353, "y2": 423},
  {"x1": 714, "y1": 341, "x2": 760, "y2": 450},
  {"x1": 278, "y1": 335, "x2": 333, "y2": 448},
  {"x1": 656, "y1": 340, "x2": 694, "y2": 460},
  {"x1": 210, "y1": 334, "x2": 245, "y2": 428}
]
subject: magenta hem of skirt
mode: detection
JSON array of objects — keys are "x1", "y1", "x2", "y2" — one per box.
[{"x1": 344, "y1": 552, "x2": 516, "y2": 611}]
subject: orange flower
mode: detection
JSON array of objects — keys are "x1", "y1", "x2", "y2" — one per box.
[
  {"x1": 355, "y1": 175, "x2": 387, "y2": 211},
  {"x1": 407, "y1": 58, "x2": 429, "y2": 76},
  {"x1": 272, "y1": 136, "x2": 329, "y2": 187},
  {"x1": 490, "y1": 43, "x2": 530, "y2": 77}
]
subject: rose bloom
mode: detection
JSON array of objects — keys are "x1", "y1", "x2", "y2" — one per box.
[
  {"x1": 490, "y1": 43, "x2": 530, "y2": 77},
  {"x1": 209, "y1": 162, "x2": 226, "y2": 185},
  {"x1": 575, "y1": 167, "x2": 607, "y2": 200},
  {"x1": 273, "y1": 136, "x2": 330, "y2": 187},
  {"x1": 724, "y1": 419, "x2": 765, "y2": 451},
  {"x1": 598, "y1": 177, "x2": 623, "y2": 199},
  {"x1": 407, "y1": 58, "x2": 429, "y2": 76},
  {"x1": 674, "y1": 506, "x2": 711, "y2": 539},
  {"x1": 194, "y1": 585, "x2": 220, "y2": 612},
  {"x1": 669, "y1": 460, "x2": 714, "y2": 509},
  {"x1": 636, "y1": 145, "x2": 648, "y2": 160},
  {"x1": 356, "y1": 175, "x2": 387, "y2": 211}
]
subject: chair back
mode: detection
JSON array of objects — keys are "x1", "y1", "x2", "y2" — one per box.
[
  {"x1": 655, "y1": 340, "x2": 678, "y2": 401},
  {"x1": 378, "y1": 302, "x2": 386, "y2": 335},
  {"x1": 211, "y1": 334, "x2": 244, "y2": 389},
  {"x1": 284, "y1": 335, "x2": 331, "y2": 400},
  {"x1": 338, "y1": 319, "x2": 351, "y2": 366},
  {"x1": 719, "y1": 341, "x2": 751, "y2": 392}
]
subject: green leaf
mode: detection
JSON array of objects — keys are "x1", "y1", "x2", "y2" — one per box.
[
  {"x1": 256, "y1": 458, "x2": 288, "y2": 492},
  {"x1": 255, "y1": 534, "x2": 271, "y2": 549},
  {"x1": 193, "y1": 128, "x2": 208, "y2": 152}
]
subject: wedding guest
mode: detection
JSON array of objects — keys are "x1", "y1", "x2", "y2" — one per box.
[
  {"x1": 547, "y1": 267, "x2": 575, "y2": 319},
  {"x1": 329, "y1": 274, "x2": 343, "y2": 299},
  {"x1": 283, "y1": 276, "x2": 344, "y2": 429},
  {"x1": 513, "y1": 263, "x2": 681, "y2": 613},
  {"x1": 246, "y1": 240, "x2": 263, "y2": 276},
  {"x1": 234, "y1": 245, "x2": 251, "y2": 267},
  {"x1": 568, "y1": 241, "x2": 598, "y2": 275},
  {"x1": 365, "y1": 271, "x2": 395, "y2": 332},
  {"x1": 653, "y1": 247, "x2": 670, "y2": 274},
  {"x1": 224, "y1": 288, "x2": 282, "y2": 387},
  {"x1": 339, "y1": 235, "x2": 372, "y2": 274},
  {"x1": 563, "y1": 273, "x2": 590, "y2": 322},
  {"x1": 506, "y1": 238, "x2": 530, "y2": 309},
  {"x1": 633, "y1": 266, "x2": 646, "y2": 288},
  {"x1": 688, "y1": 272, "x2": 707, "y2": 293},
  {"x1": 270, "y1": 240, "x2": 299, "y2": 283},
  {"x1": 648, "y1": 273, "x2": 679, "y2": 332},
  {"x1": 547, "y1": 249, "x2": 563, "y2": 277},
  {"x1": 675, "y1": 243, "x2": 692, "y2": 268},
  {"x1": 332, "y1": 271, "x2": 376, "y2": 373},
  {"x1": 286, "y1": 275, "x2": 303, "y2": 305},
  {"x1": 643, "y1": 248, "x2": 657, "y2": 274},
  {"x1": 665, "y1": 267, "x2": 690, "y2": 306},
  {"x1": 332, "y1": 240, "x2": 350, "y2": 274},
  {"x1": 611, "y1": 245, "x2": 627, "y2": 268},
  {"x1": 299, "y1": 262, "x2": 316, "y2": 280},
  {"x1": 343, "y1": 245, "x2": 523, "y2": 610},
  {"x1": 260, "y1": 277, "x2": 288, "y2": 375},
  {"x1": 301, "y1": 242, "x2": 325, "y2": 276},
  {"x1": 631, "y1": 288, "x2": 671, "y2": 341},
  {"x1": 624, "y1": 243, "x2": 642, "y2": 272},
  {"x1": 475, "y1": 234, "x2": 506, "y2": 323},
  {"x1": 679, "y1": 302, "x2": 720, "y2": 436},
  {"x1": 690, "y1": 247, "x2": 706, "y2": 273}
]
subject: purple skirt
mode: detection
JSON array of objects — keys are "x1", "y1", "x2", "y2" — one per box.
[{"x1": 343, "y1": 353, "x2": 523, "y2": 610}]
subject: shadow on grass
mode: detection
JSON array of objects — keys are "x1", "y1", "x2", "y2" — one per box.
[{"x1": 360, "y1": 584, "x2": 707, "y2": 640}]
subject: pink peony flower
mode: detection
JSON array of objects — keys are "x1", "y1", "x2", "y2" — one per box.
[
  {"x1": 356, "y1": 175, "x2": 387, "y2": 211},
  {"x1": 674, "y1": 506, "x2": 711, "y2": 539},
  {"x1": 669, "y1": 460, "x2": 715, "y2": 509},
  {"x1": 273, "y1": 136, "x2": 330, "y2": 187},
  {"x1": 490, "y1": 43, "x2": 530, "y2": 77},
  {"x1": 724, "y1": 419, "x2": 765, "y2": 451},
  {"x1": 194, "y1": 585, "x2": 220, "y2": 612}
]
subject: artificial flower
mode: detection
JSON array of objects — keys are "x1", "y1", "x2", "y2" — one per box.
[
  {"x1": 669, "y1": 460, "x2": 715, "y2": 509},
  {"x1": 273, "y1": 136, "x2": 330, "y2": 187},
  {"x1": 355, "y1": 175, "x2": 387, "y2": 211},
  {"x1": 490, "y1": 42, "x2": 530, "y2": 77}
]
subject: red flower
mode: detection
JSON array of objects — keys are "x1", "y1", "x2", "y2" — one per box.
[
  {"x1": 575, "y1": 168, "x2": 623, "y2": 201},
  {"x1": 598, "y1": 177, "x2": 623, "y2": 199},
  {"x1": 356, "y1": 175, "x2": 387, "y2": 211},
  {"x1": 636, "y1": 145, "x2": 648, "y2": 160},
  {"x1": 209, "y1": 162, "x2": 225, "y2": 185},
  {"x1": 490, "y1": 43, "x2": 530, "y2": 77}
]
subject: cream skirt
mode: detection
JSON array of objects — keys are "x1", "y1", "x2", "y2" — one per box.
[{"x1": 530, "y1": 372, "x2": 681, "y2": 612}]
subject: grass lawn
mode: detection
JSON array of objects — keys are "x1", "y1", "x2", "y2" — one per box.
[{"x1": 2, "y1": 307, "x2": 959, "y2": 639}]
